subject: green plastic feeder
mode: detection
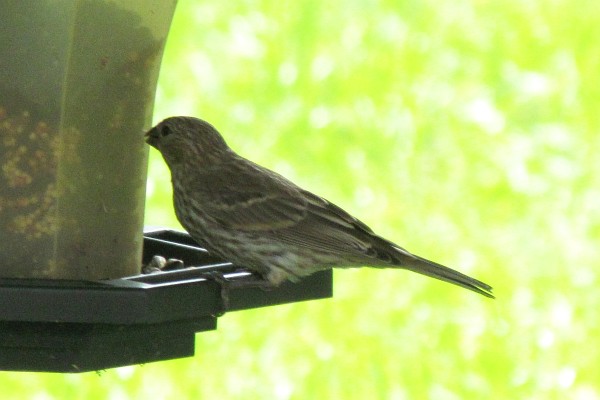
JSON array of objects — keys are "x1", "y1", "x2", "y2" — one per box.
[{"x1": 0, "y1": 0, "x2": 178, "y2": 279}]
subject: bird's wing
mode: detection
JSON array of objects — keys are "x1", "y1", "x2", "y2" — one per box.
[
  {"x1": 192, "y1": 157, "x2": 392, "y2": 260},
  {"x1": 301, "y1": 190, "x2": 375, "y2": 234},
  {"x1": 192, "y1": 159, "x2": 309, "y2": 231},
  {"x1": 207, "y1": 189, "x2": 308, "y2": 230},
  {"x1": 272, "y1": 190, "x2": 395, "y2": 259}
]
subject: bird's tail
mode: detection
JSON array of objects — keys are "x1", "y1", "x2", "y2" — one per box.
[{"x1": 387, "y1": 243, "x2": 494, "y2": 298}]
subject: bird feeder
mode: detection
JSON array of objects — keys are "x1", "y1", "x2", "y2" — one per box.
[
  {"x1": 0, "y1": 0, "x2": 170, "y2": 280},
  {"x1": 0, "y1": 0, "x2": 332, "y2": 372}
]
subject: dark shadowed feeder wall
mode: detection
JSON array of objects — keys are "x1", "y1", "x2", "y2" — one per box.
[{"x1": 0, "y1": 1, "x2": 178, "y2": 279}]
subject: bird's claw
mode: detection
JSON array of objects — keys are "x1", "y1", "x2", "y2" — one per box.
[
  {"x1": 200, "y1": 270, "x2": 233, "y2": 317},
  {"x1": 200, "y1": 271, "x2": 277, "y2": 316}
]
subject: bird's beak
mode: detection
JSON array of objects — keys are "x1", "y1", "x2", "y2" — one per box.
[{"x1": 145, "y1": 127, "x2": 159, "y2": 148}]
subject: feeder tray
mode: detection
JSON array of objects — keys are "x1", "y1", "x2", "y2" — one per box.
[{"x1": 0, "y1": 229, "x2": 333, "y2": 372}]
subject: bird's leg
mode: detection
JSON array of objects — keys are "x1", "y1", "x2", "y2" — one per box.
[{"x1": 141, "y1": 255, "x2": 185, "y2": 274}]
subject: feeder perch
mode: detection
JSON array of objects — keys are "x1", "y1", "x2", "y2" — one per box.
[{"x1": 0, "y1": 230, "x2": 332, "y2": 372}]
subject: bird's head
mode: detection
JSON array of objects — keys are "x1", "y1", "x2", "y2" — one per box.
[{"x1": 145, "y1": 116, "x2": 231, "y2": 169}]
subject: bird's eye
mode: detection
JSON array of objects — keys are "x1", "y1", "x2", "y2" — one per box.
[{"x1": 160, "y1": 125, "x2": 173, "y2": 137}]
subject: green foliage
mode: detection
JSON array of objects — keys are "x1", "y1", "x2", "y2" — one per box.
[{"x1": 3, "y1": 0, "x2": 599, "y2": 398}]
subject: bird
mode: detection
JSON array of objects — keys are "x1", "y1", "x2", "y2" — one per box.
[{"x1": 145, "y1": 116, "x2": 493, "y2": 299}]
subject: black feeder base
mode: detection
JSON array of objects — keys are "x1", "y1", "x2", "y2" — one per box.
[{"x1": 0, "y1": 229, "x2": 333, "y2": 373}]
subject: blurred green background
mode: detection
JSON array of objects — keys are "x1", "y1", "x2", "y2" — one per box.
[{"x1": 3, "y1": 0, "x2": 599, "y2": 398}]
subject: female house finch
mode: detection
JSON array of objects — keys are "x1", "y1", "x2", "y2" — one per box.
[{"x1": 146, "y1": 117, "x2": 493, "y2": 298}]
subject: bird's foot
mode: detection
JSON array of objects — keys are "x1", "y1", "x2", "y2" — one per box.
[
  {"x1": 200, "y1": 270, "x2": 234, "y2": 317},
  {"x1": 141, "y1": 255, "x2": 185, "y2": 274},
  {"x1": 200, "y1": 271, "x2": 276, "y2": 316}
]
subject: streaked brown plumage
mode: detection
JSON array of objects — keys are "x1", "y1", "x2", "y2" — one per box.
[{"x1": 146, "y1": 116, "x2": 493, "y2": 298}]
